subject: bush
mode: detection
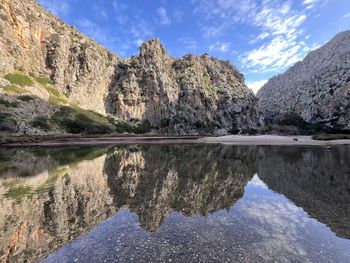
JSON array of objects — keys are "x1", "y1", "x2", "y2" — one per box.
[
  {"x1": 34, "y1": 76, "x2": 53, "y2": 85},
  {"x1": 30, "y1": 116, "x2": 52, "y2": 131},
  {"x1": 17, "y1": 95, "x2": 34, "y2": 102},
  {"x1": 312, "y1": 134, "x2": 350, "y2": 141},
  {"x1": 241, "y1": 128, "x2": 257, "y2": 135},
  {"x1": 228, "y1": 128, "x2": 240, "y2": 135},
  {"x1": 4, "y1": 73, "x2": 34, "y2": 86},
  {"x1": 0, "y1": 98, "x2": 18, "y2": 107},
  {"x1": 277, "y1": 112, "x2": 306, "y2": 127},
  {"x1": 0, "y1": 113, "x2": 18, "y2": 132},
  {"x1": 3, "y1": 84, "x2": 26, "y2": 94},
  {"x1": 114, "y1": 120, "x2": 152, "y2": 134},
  {"x1": 276, "y1": 112, "x2": 322, "y2": 135},
  {"x1": 50, "y1": 106, "x2": 113, "y2": 134},
  {"x1": 134, "y1": 120, "x2": 152, "y2": 134}
]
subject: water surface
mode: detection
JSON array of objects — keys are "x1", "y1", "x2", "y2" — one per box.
[{"x1": 0, "y1": 144, "x2": 349, "y2": 262}]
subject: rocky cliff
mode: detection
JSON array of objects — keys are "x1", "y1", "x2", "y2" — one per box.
[
  {"x1": 0, "y1": 0, "x2": 261, "y2": 135},
  {"x1": 258, "y1": 31, "x2": 350, "y2": 131}
]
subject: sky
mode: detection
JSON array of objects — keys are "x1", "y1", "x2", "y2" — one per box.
[{"x1": 38, "y1": 0, "x2": 350, "y2": 93}]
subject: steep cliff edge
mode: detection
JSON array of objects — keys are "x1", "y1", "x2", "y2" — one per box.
[
  {"x1": 257, "y1": 31, "x2": 350, "y2": 132},
  {"x1": 0, "y1": 0, "x2": 261, "y2": 135}
]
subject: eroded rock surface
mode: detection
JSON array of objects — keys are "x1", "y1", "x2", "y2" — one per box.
[{"x1": 258, "y1": 31, "x2": 350, "y2": 130}]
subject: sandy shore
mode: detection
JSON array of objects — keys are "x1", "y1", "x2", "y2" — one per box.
[
  {"x1": 1, "y1": 134, "x2": 350, "y2": 147},
  {"x1": 198, "y1": 135, "x2": 350, "y2": 145}
]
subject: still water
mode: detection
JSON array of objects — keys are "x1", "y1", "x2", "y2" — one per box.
[{"x1": 0, "y1": 144, "x2": 349, "y2": 262}]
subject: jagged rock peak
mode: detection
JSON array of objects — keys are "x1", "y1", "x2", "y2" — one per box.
[{"x1": 140, "y1": 38, "x2": 168, "y2": 58}]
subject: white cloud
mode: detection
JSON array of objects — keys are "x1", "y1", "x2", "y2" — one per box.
[
  {"x1": 130, "y1": 18, "x2": 154, "y2": 47},
  {"x1": 173, "y1": 10, "x2": 184, "y2": 23},
  {"x1": 38, "y1": 0, "x2": 70, "y2": 17},
  {"x1": 342, "y1": 13, "x2": 350, "y2": 19},
  {"x1": 208, "y1": 42, "x2": 231, "y2": 53},
  {"x1": 112, "y1": 0, "x2": 128, "y2": 24},
  {"x1": 134, "y1": 39, "x2": 144, "y2": 47},
  {"x1": 249, "y1": 32, "x2": 270, "y2": 45},
  {"x1": 75, "y1": 18, "x2": 111, "y2": 45},
  {"x1": 192, "y1": 0, "x2": 323, "y2": 74},
  {"x1": 247, "y1": 79, "x2": 268, "y2": 94},
  {"x1": 178, "y1": 37, "x2": 197, "y2": 51},
  {"x1": 157, "y1": 7, "x2": 171, "y2": 25}
]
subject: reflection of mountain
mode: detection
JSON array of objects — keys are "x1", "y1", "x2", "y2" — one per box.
[
  {"x1": 1, "y1": 145, "x2": 349, "y2": 262},
  {"x1": 0, "y1": 150, "x2": 115, "y2": 263},
  {"x1": 258, "y1": 146, "x2": 350, "y2": 239},
  {"x1": 0, "y1": 145, "x2": 256, "y2": 262},
  {"x1": 105, "y1": 145, "x2": 257, "y2": 231}
]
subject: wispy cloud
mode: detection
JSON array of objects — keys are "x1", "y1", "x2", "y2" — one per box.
[
  {"x1": 112, "y1": 0, "x2": 128, "y2": 24},
  {"x1": 178, "y1": 37, "x2": 197, "y2": 51},
  {"x1": 75, "y1": 18, "x2": 113, "y2": 45},
  {"x1": 208, "y1": 42, "x2": 231, "y2": 53},
  {"x1": 157, "y1": 7, "x2": 171, "y2": 25},
  {"x1": 38, "y1": 0, "x2": 70, "y2": 17},
  {"x1": 173, "y1": 10, "x2": 184, "y2": 23},
  {"x1": 192, "y1": 0, "x2": 322, "y2": 73},
  {"x1": 342, "y1": 12, "x2": 350, "y2": 19}
]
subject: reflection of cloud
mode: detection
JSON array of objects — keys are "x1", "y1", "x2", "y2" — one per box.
[
  {"x1": 247, "y1": 174, "x2": 268, "y2": 189},
  {"x1": 233, "y1": 182, "x2": 314, "y2": 261}
]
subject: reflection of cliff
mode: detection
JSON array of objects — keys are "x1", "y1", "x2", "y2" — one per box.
[
  {"x1": 0, "y1": 145, "x2": 256, "y2": 262},
  {"x1": 105, "y1": 145, "x2": 257, "y2": 231},
  {"x1": 0, "y1": 150, "x2": 115, "y2": 263},
  {"x1": 2, "y1": 144, "x2": 349, "y2": 262},
  {"x1": 258, "y1": 146, "x2": 350, "y2": 239}
]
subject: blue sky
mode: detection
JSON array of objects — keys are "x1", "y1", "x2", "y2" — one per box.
[{"x1": 38, "y1": 0, "x2": 350, "y2": 93}]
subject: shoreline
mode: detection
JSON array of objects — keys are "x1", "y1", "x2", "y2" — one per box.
[{"x1": 1, "y1": 134, "x2": 350, "y2": 147}]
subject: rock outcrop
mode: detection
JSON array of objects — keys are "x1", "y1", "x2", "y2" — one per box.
[
  {"x1": 257, "y1": 31, "x2": 350, "y2": 131},
  {"x1": 0, "y1": 0, "x2": 261, "y2": 135}
]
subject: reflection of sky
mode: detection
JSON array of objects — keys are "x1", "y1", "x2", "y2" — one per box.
[{"x1": 43, "y1": 174, "x2": 350, "y2": 263}]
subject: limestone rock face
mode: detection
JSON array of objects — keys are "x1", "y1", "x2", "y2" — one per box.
[
  {"x1": 108, "y1": 39, "x2": 261, "y2": 134},
  {"x1": 0, "y1": 0, "x2": 119, "y2": 114},
  {"x1": 0, "y1": 0, "x2": 261, "y2": 135},
  {"x1": 257, "y1": 31, "x2": 350, "y2": 130}
]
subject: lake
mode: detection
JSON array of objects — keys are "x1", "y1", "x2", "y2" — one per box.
[{"x1": 0, "y1": 144, "x2": 349, "y2": 262}]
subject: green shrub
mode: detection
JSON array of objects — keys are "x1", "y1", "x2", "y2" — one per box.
[
  {"x1": 17, "y1": 95, "x2": 34, "y2": 102},
  {"x1": 50, "y1": 106, "x2": 113, "y2": 134},
  {"x1": 133, "y1": 120, "x2": 152, "y2": 134},
  {"x1": 49, "y1": 95, "x2": 68, "y2": 106},
  {"x1": 228, "y1": 128, "x2": 240, "y2": 135},
  {"x1": 3, "y1": 84, "x2": 26, "y2": 94},
  {"x1": 30, "y1": 116, "x2": 52, "y2": 131},
  {"x1": 241, "y1": 128, "x2": 258, "y2": 135},
  {"x1": 0, "y1": 113, "x2": 18, "y2": 132},
  {"x1": 34, "y1": 76, "x2": 53, "y2": 85},
  {"x1": 277, "y1": 112, "x2": 323, "y2": 134},
  {"x1": 44, "y1": 86, "x2": 62, "y2": 97},
  {"x1": 0, "y1": 98, "x2": 18, "y2": 107},
  {"x1": 312, "y1": 134, "x2": 350, "y2": 141},
  {"x1": 4, "y1": 73, "x2": 34, "y2": 86},
  {"x1": 114, "y1": 120, "x2": 152, "y2": 134},
  {"x1": 277, "y1": 112, "x2": 306, "y2": 127},
  {"x1": 115, "y1": 122, "x2": 134, "y2": 133}
]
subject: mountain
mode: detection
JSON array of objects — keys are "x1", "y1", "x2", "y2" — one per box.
[
  {"x1": 0, "y1": 0, "x2": 261, "y2": 136},
  {"x1": 257, "y1": 31, "x2": 350, "y2": 132}
]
